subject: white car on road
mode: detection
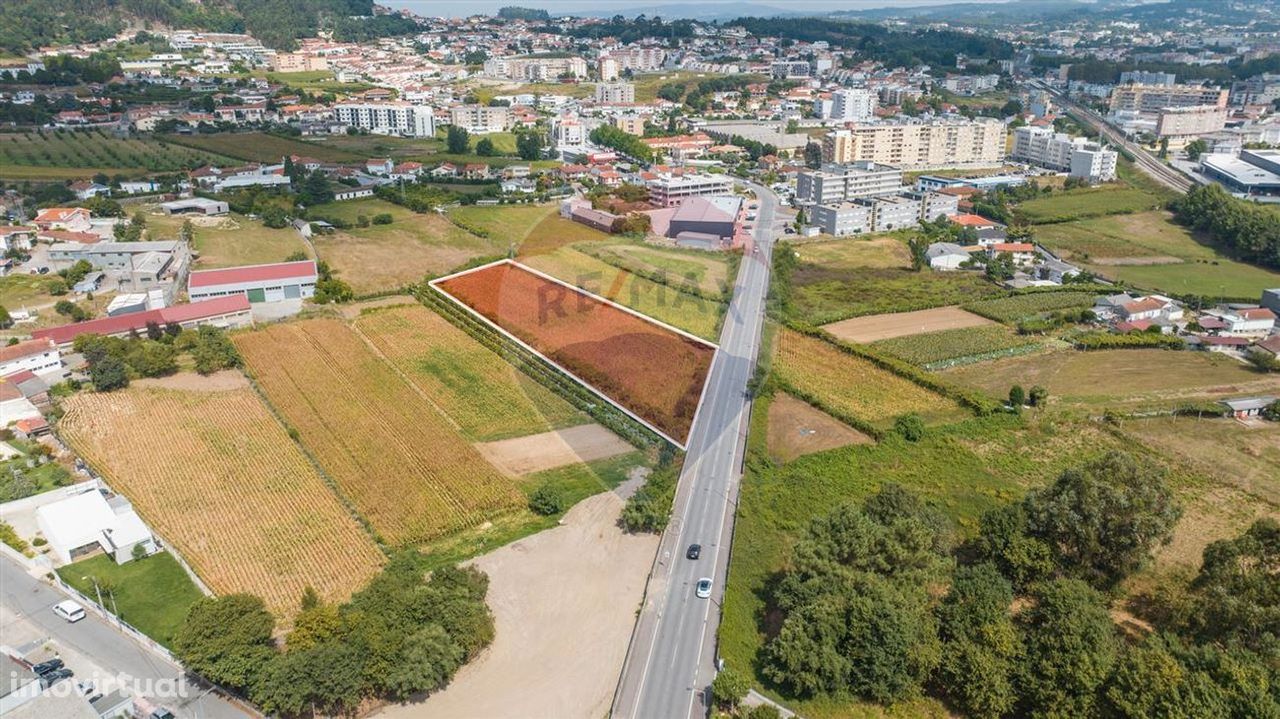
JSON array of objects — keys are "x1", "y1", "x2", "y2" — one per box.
[
  {"x1": 695, "y1": 578, "x2": 713, "y2": 599},
  {"x1": 53, "y1": 600, "x2": 86, "y2": 623}
]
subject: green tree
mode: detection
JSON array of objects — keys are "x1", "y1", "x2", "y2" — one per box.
[
  {"x1": 907, "y1": 234, "x2": 929, "y2": 271},
  {"x1": 0, "y1": 304, "x2": 10, "y2": 329},
  {"x1": 1184, "y1": 138, "x2": 1209, "y2": 161},
  {"x1": 1245, "y1": 349, "x2": 1280, "y2": 373},
  {"x1": 446, "y1": 125, "x2": 471, "y2": 154},
  {"x1": 937, "y1": 564, "x2": 1020, "y2": 719},
  {"x1": 1024, "y1": 451, "x2": 1181, "y2": 587},
  {"x1": 744, "y1": 705, "x2": 782, "y2": 719},
  {"x1": 894, "y1": 413, "x2": 925, "y2": 442},
  {"x1": 474, "y1": 137, "x2": 496, "y2": 156},
  {"x1": 975, "y1": 504, "x2": 1056, "y2": 591},
  {"x1": 298, "y1": 170, "x2": 333, "y2": 206},
  {"x1": 89, "y1": 354, "x2": 129, "y2": 391},
  {"x1": 255, "y1": 642, "x2": 365, "y2": 716},
  {"x1": 1188, "y1": 518, "x2": 1279, "y2": 652},
  {"x1": 1008, "y1": 384, "x2": 1025, "y2": 408},
  {"x1": 1017, "y1": 578, "x2": 1118, "y2": 718},
  {"x1": 986, "y1": 252, "x2": 1015, "y2": 281},
  {"x1": 528, "y1": 485, "x2": 565, "y2": 515},
  {"x1": 516, "y1": 131, "x2": 543, "y2": 160},
  {"x1": 173, "y1": 594, "x2": 276, "y2": 691},
  {"x1": 711, "y1": 668, "x2": 751, "y2": 710},
  {"x1": 384, "y1": 625, "x2": 466, "y2": 698},
  {"x1": 191, "y1": 326, "x2": 241, "y2": 374},
  {"x1": 803, "y1": 142, "x2": 822, "y2": 169},
  {"x1": 1028, "y1": 385, "x2": 1048, "y2": 407},
  {"x1": 260, "y1": 205, "x2": 289, "y2": 229}
]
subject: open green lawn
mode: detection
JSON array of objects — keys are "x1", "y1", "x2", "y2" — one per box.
[
  {"x1": 0, "y1": 130, "x2": 232, "y2": 173},
  {"x1": 1031, "y1": 211, "x2": 1280, "y2": 299},
  {"x1": 518, "y1": 214, "x2": 614, "y2": 256},
  {"x1": 57, "y1": 552, "x2": 204, "y2": 647},
  {"x1": 470, "y1": 81, "x2": 595, "y2": 105},
  {"x1": 448, "y1": 203, "x2": 560, "y2": 245},
  {"x1": 146, "y1": 210, "x2": 310, "y2": 269},
  {"x1": 0, "y1": 273, "x2": 56, "y2": 311},
  {"x1": 1014, "y1": 186, "x2": 1165, "y2": 224},
  {"x1": 162, "y1": 132, "x2": 364, "y2": 164},
  {"x1": 943, "y1": 347, "x2": 1280, "y2": 412}
]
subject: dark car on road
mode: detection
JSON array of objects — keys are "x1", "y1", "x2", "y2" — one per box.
[
  {"x1": 40, "y1": 668, "x2": 73, "y2": 689},
  {"x1": 32, "y1": 659, "x2": 64, "y2": 676},
  {"x1": 686, "y1": 544, "x2": 702, "y2": 560}
]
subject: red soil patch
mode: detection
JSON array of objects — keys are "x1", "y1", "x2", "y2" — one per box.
[{"x1": 435, "y1": 261, "x2": 716, "y2": 444}]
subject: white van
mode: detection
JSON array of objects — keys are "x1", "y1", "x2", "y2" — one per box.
[{"x1": 53, "y1": 600, "x2": 86, "y2": 623}]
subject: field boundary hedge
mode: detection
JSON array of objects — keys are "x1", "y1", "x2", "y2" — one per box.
[
  {"x1": 1072, "y1": 331, "x2": 1186, "y2": 350},
  {"x1": 770, "y1": 375, "x2": 887, "y2": 441},
  {"x1": 786, "y1": 322, "x2": 1002, "y2": 416},
  {"x1": 416, "y1": 283, "x2": 666, "y2": 450}
]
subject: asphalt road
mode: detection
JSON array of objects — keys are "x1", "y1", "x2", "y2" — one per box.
[
  {"x1": 612, "y1": 182, "x2": 779, "y2": 719},
  {"x1": 0, "y1": 553, "x2": 252, "y2": 719}
]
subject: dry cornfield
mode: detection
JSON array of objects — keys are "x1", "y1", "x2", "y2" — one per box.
[
  {"x1": 58, "y1": 387, "x2": 385, "y2": 619},
  {"x1": 234, "y1": 319, "x2": 524, "y2": 545}
]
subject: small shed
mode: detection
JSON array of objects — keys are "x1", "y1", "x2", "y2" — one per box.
[{"x1": 1219, "y1": 395, "x2": 1277, "y2": 419}]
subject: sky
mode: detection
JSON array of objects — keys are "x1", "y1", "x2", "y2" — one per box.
[{"x1": 379, "y1": 0, "x2": 1021, "y2": 19}]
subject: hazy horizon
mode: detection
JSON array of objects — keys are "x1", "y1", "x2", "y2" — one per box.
[{"x1": 380, "y1": 0, "x2": 1028, "y2": 19}]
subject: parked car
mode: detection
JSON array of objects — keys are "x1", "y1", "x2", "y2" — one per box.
[
  {"x1": 40, "y1": 668, "x2": 73, "y2": 688},
  {"x1": 686, "y1": 544, "x2": 702, "y2": 560},
  {"x1": 695, "y1": 578, "x2": 713, "y2": 599},
  {"x1": 53, "y1": 600, "x2": 85, "y2": 623},
  {"x1": 32, "y1": 659, "x2": 64, "y2": 676}
]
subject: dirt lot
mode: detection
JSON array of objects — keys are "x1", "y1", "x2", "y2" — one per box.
[
  {"x1": 377, "y1": 491, "x2": 658, "y2": 719},
  {"x1": 475, "y1": 423, "x2": 635, "y2": 475},
  {"x1": 131, "y1": 370, "x2": 249, "y2": 392},
  {"x1": 823, "y1": 305, "x2": 994, "y2": 343},
  {"x1": 766, "y1": 393, "x2": 873, "y2": 462}
]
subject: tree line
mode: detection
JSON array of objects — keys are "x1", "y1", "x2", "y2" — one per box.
[
  {"x1": 754, "y1": 452, "x2": 1279, "y2": 718},
  {"x1": 725, "y1": 17, "x2": 1014, "y2": 69},
  {"x1": 1171, "y1": 184, "x2": 1280, "y2": 271},
  {"x1": 173, "y1": 554, "x2": 494, "y2": 716},
  {"x1": 75, "y1": 325, "x2": 241, "y2": 391}
]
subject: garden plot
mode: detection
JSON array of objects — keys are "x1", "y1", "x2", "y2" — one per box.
[{"x1": 823, "y1": 305, "x2": 994, "y2": 343}]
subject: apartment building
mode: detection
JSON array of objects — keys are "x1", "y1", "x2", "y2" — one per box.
[
  {"x1": 647, "y1": 173, "x2": 735, "y2": 207},
  {"x1": 599, "y1": 47, "x2": 666, "y2": 79},
  {"x1": 811, "y1": 190, "x2": 957, "y2": 236},
  {"x1": 449, "y1": 105, "x2": 511, "y2": 134},
  {"x1": 1119, "y1": 71, "x2": 1176, "y2": 86},
  {"x1": 596, "y1": 82, "x2": 636, "y2": 104},
  {"x1": 771, "y1": 60, "x2": 811, "y2": 79},
  {"x1": 821, "y1": 88, "x2": 877, "y2": 122},
  {"x1": 333, "y1": 102, "x2": 435, "y2": 137},
  {"x1": 1156, "y1": 105, "x2": 1228, "y2": 138},
  {"x1": 941, "y1": 74, "x2": 999, "y2": 96},
  {"x1": 484, "y1": 55, "x2": 588, "y2": 81},
  {"x1": 822, "y1": 119, "x2": 1005, "y2": 169},
  {"x1": 795, "y1": 162, "x2": 903, "y2": 205},
  {"x1": 612, "y1": 115, "x2": 646, "y2": 135},
  {"x1": 552, "y1": 114, "x2": 587, "y2": 148},
  {"x1": 1011, "y1": 126, "x2": 1117, "y2": 183},
  {"x1": 1109, "y1": 83, "x2": 1229, "y2": 115}
]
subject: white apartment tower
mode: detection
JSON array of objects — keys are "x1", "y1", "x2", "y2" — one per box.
[
  {"x1": 333, "y1": 102, "x2": 435, "y2": 138},
  {"x1": 825, "y1": 88, "x2": 877, "y2": 122}
]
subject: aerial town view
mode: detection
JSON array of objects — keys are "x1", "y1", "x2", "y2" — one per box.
[{"x1": 0, "y1": 0, "x2": 1277, "y2": 718}]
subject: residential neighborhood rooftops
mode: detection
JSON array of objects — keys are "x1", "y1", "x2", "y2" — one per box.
[
  {"x1": 188, "y1": 260, "x2": 318, "y2": 289},
  {"x1": 0, "y1": 338, "x2": 55, "y2": 364},
  {"x1": 949, "y1": 213, "x2": 1000, "y2": 227},
  {"x1": 32, "y1": 295, "x2": 250, "y2": 346}
]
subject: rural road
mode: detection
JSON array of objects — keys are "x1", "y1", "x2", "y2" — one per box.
[
  {"x1": 611, "y1": 181, "x2": 778, "y2": 719},
  {"x1": 0, "y1": 553, "x2": 252, "y2": 719}
]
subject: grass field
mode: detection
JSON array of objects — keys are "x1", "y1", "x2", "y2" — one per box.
[
  {"x1": 310, "y1": 200, "x2": 508, "y2": 293},
  {"x1": 522, "y1": 245, "x2": 725, "y2": 340},
  {"x1": 870, "y1": 324, "x2": 1041, "y2": 368},
  {"x1": 448, "y1": 203, "x2": 560, "y2": 245},
  {"x1": 302, "y1": 133, "x2": 441, "y2": 161},
  {"x1": 943, "y1": 347, "x2": 1280, "y2": 412},
  {"x1": 1127, "y1": 416, "x2": 1280, "y2": 507},
  {"x1": 57, "y1": 553, "x2": 204, "y2": 646},
  {"x1": 1092, "y1": 259, "x2": 1280, "y2": 299},
  {"x1": 162, "y1": 131, "x2": 364, "y2": 164},
  {"x1": 774, "y1": 330, "x2": 969, "y2": 430},
  {"x1": 720, "y1": 403, "x2": 1220, "y2": 719},
  {"x1": 822, "y1": 306, "x2": 994, "y2": 344},
  {"x1": 962, "y1": 291, "x2": 1099, "y2": 323},
  {"x1": 1014, "y1": 186, "x2": 1164, "y2": 224},
  {"x1": 59, "y1": 387, "x2": 385, "y2": 618},
  {"x1": 235, "y1": 319, "x2": 524, "y2": 546},
  {"x1": 437, "y1": 262, "x2": 716, "y2": 444},
  {"x1": 353, "y1": 303, "x2": 586, "y2": 441},
  {"x1": 791, "y1": 235, "x2": 912, "y2": 270},
  {"x1": 145, "y1": 210, "x2": 310, "y2": 269},
  {"x1": 518, "y1": 215, "x2": 613, "y2": 257},
  {"x1": 0, "y1": 274, "x2": 55, "y2": 310},
  {"x1": 265, "y1": 70, "x2": 375, "y2": 94},
  {"x1": 0, "y1": 129, "x2": 232, "y2": 173},
  {"x1": 582, "y1": 241, "x2": 734, "y2": 299},
  {"x1": 793, "y1": 264, "x2": 1004, "y2": 324}
]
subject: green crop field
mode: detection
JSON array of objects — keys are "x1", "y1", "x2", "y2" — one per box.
[
  {"x1": 793, "y1": 264, "x2": 1004, "y2": 324},
  {"x1": 1014, "y1": 186, "x2": 1164, "y2": 224},
  {"x1": 1097, "y1": 260, "x2": 1280, "y2": 299},
  {"x1": 962, "y1": 291, "x2": 1098, "y2": 323},
  {"x1": 448, "y1": 203, "x2": 561, "y2": 245},
  {"x1": 0, "y1": 130, "x2": 232, "y2": 173},
  {"x1": 162, "y1": 131, "x2": 364, "y2": 164},
  {"x1": 582, "y1": 241, "x2": 734, "y2": 299},
  {"x1": 306, "y1": 133, "x2": 441, "y2": 161},
  {"x1": 870, "y1": 324, "x2": 1041, "y2": 368}
]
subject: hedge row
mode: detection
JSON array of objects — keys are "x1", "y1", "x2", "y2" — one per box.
[
  {"x1": 1072, "y1": 331, "x2": 1186, "y2": 350},
  {"x1": 416, "y1": 284, "x2": 664, "y2": 450},
  {"x1": 788, "y1": 321, "x2": 1004, "y2": 416},
  {"x1": 771, "y1": 374, "x2": 887, "y2": 442}
]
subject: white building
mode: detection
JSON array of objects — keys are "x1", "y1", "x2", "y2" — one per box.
[
  {"x1": 35, "y1": 490, "x2": 157, "y2": 565},
  {"x1": 449, "y1": 105, "x2": 510, "y2": 134},
  {"x1": 334, "y1": 102, "x2": 435, "y2": 138},
  {"x1": 596, "y1": 82, "x2": 636, "y2": 104},
  {"x1": 1011, "y1": 126, "x2": 1116, "y2": 183},
  {"x1": 796, "y1": 161, "x2": 902, "y2": 205},
  {"x1": 0, "y1": 338, "x2": 61, "y2": 380},
  {"x1": 823, "y1": 88, "x2": 877, "y2": 122},
  {"x1": 1221, "y1": 307, "x2": 1277, "y2": 336},
  {"x1": 646, "y1": 173, "x2": 735, "y2": 207},
  {"x1": 188, "y1": 260, "x2": 318, "y2": 306},
  {"x1": 926, "y1": 242, "x2": 971, "y2": 270},
  {"x1": 552, "y1": 114, "x2": 588, "y2": 148}
]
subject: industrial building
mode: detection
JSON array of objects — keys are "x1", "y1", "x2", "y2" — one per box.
[
  {"x1": 647, "y1": 173, "x2": 735, "y2": 207},
  {"x1": 1200, "y1": 149, "x2": 1280, "y2": 196},
  {"x1": 188, "y1": 260, "x2": 318, "y2": 305}
]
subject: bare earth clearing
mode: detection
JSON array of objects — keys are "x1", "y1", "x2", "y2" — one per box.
[
  {"x1": 823, "y1": 305, "x2": 994, "y2": 343},
  {"x1": 377, "y1": 492, "x2": 658, "y2": 719},
  {"x1": 475, "y1": 423, "x2": 635, "y2": 475},
  {"x1": 766, "y1": 393, "x2": 873, "y2": 463}
]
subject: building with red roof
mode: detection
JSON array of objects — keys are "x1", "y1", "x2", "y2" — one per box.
[
  {"x1": 32, "y1": 295, "x2": 253, "y2": 348},
  {"x1": 188, "y1": 260, "x2": 318, "y2": 306}
]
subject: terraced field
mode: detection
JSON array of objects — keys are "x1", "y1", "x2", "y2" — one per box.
[{"x1": 0, "y1": 130, "x2": 231, "y2": 174}]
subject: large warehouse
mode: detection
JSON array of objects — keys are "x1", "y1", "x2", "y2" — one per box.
[{"x1": 188, "y1": 260, "x2": 318, "y2": 304}]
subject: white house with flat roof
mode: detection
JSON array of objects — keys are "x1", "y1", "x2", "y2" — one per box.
[{"x1": 35, "y1": 490, "x2": 156, "y2": 565}]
